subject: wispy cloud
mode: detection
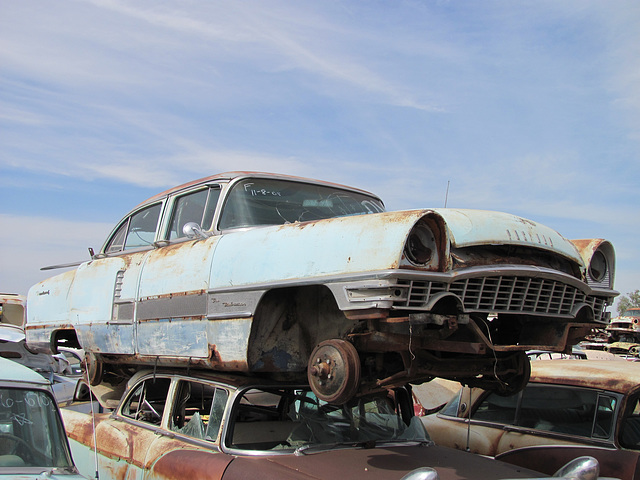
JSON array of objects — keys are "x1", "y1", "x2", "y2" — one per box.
[{"x1": 1, "y1": 0, "x2": 639, "y2": 300}]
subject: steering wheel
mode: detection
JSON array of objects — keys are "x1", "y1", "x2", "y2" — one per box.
[{"x1": 0, "y1": 432, "x2": 34, "y2": 462}]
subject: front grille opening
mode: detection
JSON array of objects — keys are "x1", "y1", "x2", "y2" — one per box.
[{"x1": 396, "y1": 276, "x2": 606, "y2": 322}]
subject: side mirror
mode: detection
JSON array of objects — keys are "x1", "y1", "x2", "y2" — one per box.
[
  {"x1": 553, "y1": 456, "x2": 599, "y2": 480},
  {"x1": 401, "y1": 468, "x2": 439, "y2": 480},
  {"x1": 183, "y1": 222, "x2": 211, "y2": 240}
]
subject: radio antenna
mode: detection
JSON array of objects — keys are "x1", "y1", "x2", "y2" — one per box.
[{"x1": 444, "y1": 180, "x2": 450, "y2": 208}]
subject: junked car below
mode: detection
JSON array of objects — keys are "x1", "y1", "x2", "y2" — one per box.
[
  {"x1": 421, "y1": 360, "x2": 640, "y2": 480},
  {"x1": 62, "y1": 368, "x2": 609, "y2": 480},
  {"x1": 0, "y1": 356, "x2": 87, "y2": 479},
  {"x1": 26, "y1": 172, "x2": 617, "y2": 404}
]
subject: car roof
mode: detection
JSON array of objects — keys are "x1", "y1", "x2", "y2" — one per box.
[
  {"x1": 529, "y1": 360, "x2": 640, "y2": 394},
  {"x1": 0, "y1": 356, "x2": 49, "y2": 387},
  {"x1": 134, "y1": 171, "x2": 381, "y2": 209},
  {"x1": 128, "y1": 366, "x2": 304, "y2": 390}
]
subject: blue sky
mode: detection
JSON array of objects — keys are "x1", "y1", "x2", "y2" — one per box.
[{"x1": 1, "y1": 0, "x2": 638, "y2": 311}]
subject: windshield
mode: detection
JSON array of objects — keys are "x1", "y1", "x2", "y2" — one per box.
[
  {"x1": 0, "y1": 387, "x2": 73, "y2": 470},
  {"x1": 227, "y1": 387, "x2": 429, "y2": 453},
  {"x1": 219, "y1": 178, "x2": 385, "y2": 230}
]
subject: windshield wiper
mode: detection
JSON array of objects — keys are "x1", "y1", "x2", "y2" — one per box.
[
  {"x1": 294, "y1": 438, "x2": 430, "y2": 456},
  {"x1": 295, "y1": 440, "x2": 377, "y2": 455}
]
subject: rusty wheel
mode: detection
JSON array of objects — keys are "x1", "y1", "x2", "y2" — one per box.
[
  {"x1": 307, "y1": 339, "x2": 361, "y2": 404},
  {"x1": 86, "y1": 352, "x2": 103, "y2": 386}
]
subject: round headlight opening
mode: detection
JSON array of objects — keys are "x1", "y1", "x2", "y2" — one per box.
[
  {"x1": 405, "y1": 224, "x2": 435, "y2": 265},
  {"x1": 589, "y1": 250, "x2": 607, "y2": 282}
]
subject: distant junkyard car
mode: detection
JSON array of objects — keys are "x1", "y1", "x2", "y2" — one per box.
[
  {"x1": 62, "y1": 368, "x2": 608, "y2": 480},
  {"x1": 605, "y1": 307, "x2": 640, "y2": 357},
  {"x1": 421, "y1": 360, "x2": 640, "y2": 480},
  {"x1": 0, "y1": 356, "x2": 87, "y2": 479},
  {"x1": 25, "y1": 172, "x2": 617, "y2": 404},
  {"x1": 0, "y1": 294, "x2": 25, "y2": 327}
]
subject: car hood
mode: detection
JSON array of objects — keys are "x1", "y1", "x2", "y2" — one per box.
[
  {"x1": 210, "y1": 208, "x2": 583, "y2": 288},
  {"x1": 430, "y1": 208, "x2": 581, "y2": 264},
  {"x1": 223, "y1": 444, "x2": 543, "y2": 480}
]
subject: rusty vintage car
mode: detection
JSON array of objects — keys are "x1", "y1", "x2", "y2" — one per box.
[
  {"x1": 25, "y1": 172, "x2": 617, "y2": 404},
  {"x1": 62, "y1": 368, "x2": 609, "y2": 480},
  {"x1": 421, "y1": 360, "x2": 640, "y2": 480},
  {"x1": 0, "y1": 356, "x2": 88, "y2": 479},
  {"x1": 605, "y1": 307, "x2": 640, "y2": 357}
]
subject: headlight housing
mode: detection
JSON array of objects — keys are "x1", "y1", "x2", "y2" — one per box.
[
  {"x1": 588, "y1": 250, "x2": 607, "y2": 283},
  {"x1": 405, "y1": 222, "x2": 437, "y2": 266},
  {"x1": 572, "y1": 239, "x2": 616, "y2": 290}
]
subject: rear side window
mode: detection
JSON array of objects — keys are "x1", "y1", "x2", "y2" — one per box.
[
  {"x1": 620, "y1": 393, "x2": 640, "y2": 450},
  {"x1": 472, "y1": 391, "x2": 518, "y2": 424},
  {"x1": 516, "y1": 385, "x2": 597, "y2": 437},
  {"x1": 169, "y1": 380, "x2": 229, "y2": 442},
  {"x1": 473, "y1": 384, "x2": 618, "y2": 441},
  {"x1": 106, "y1": 203, "x2": 162, "y2": 253}
]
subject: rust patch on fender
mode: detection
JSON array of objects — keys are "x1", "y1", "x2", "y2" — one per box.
[{"x1": 148, "y1": 448, "x2": 232, "y2": 480}]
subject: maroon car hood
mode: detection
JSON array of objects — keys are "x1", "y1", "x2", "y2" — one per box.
[{"x1": 223, "y1": 444, "x2": 542, "y2": 480}]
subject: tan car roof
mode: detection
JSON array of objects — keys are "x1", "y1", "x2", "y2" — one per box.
[
  {"x1": 135, "y1": 171, "x2": 380, "y2": 209},
  {"x1": 529, "y1": 360, "x2": 640, "y2": 394}
]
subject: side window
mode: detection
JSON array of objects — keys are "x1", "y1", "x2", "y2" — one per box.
[
  {"x1": 620, "y1": 394, "x2": 640, "y2": 450},
  {"x1": 169, "y1": 380, "x2": 229, "y2": 442},
  {"x1": 168, "y1": 187, "x2": 220, "y2": 241},
  {"x1": 593, "y1": 394, "x2": 617, "y2": 439},
  {"x1": 517, "y1": 385, "x2": 598, "y2": 438},
  {"x1": 125, "y1": 204, "x2": 162, "y2": 249},
  {"x1": 439, "y1": 390, "x2": 462, "y2": 417},
  {"x1": 472, "y1": 391, "x2": 519, "y2": 424},
  {"x1": 106, "y1": 221, "x2": 128, "y2": 253},
  {"x1": 106, "y1": 203, "x2": 162, "y2": 253},
  {"x1": 121, "y1": 377, "x2": 171, "y2": 426}
]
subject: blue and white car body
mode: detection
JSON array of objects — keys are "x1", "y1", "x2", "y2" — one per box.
[{"x1": 25, "y1": 172, "x2": 617, "y2": 403}]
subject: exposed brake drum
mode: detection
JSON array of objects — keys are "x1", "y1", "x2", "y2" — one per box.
[{"x1": 307, "y1": 339, "x2": 361, "y2": 404}]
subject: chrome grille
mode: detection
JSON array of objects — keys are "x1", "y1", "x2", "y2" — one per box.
[{"x1": 396, "y1": 276, "x2": 607, "y2": 322}]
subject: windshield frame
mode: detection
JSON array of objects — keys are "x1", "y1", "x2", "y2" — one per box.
[
  {"x1": 221, "y1": 385, "x2": 430, "y2": 456},
  {"x1": 0, "y1": 386, "x2": 76, "y2": 474}
]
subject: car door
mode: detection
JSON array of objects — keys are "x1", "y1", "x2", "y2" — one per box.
[
  {"x1": 144, "y1": 378, "x2": 233, "y2": 480},
  {"x1": 78, "y1": 376, "x2": 174, "y2": 480},
  {"x1": 463, "y1": 388, "x2": 520, "y2": 455},
  {"x1": 69, "y1": 202, "x2": 164, "y2": 356},
  {"x1": 423, "y1": 389, "x2": 515, "y2": 455},
  {"x1": 135, "y1": 186, "x2": 222, "y2": 359}
]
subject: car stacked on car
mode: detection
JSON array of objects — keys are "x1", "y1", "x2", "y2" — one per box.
[
  {"x1": 23, "y1": 172, "x2": 619, "y2": 479},
  {"x1": 26, "y1": 172, "x2": 616, "y2": 403},
  {"x1": 62, "y1": 365, "x2": 611, "y2": 480}
]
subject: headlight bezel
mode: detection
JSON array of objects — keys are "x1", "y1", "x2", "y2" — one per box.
[{"x1": 404, "y1": 220, "x2": 438, "y2": 267}]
